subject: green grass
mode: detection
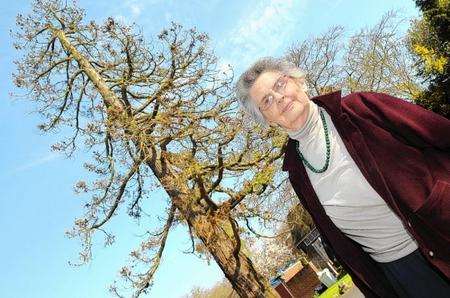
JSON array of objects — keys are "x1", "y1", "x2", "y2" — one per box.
[{"x1": 317, "y1": 274, "x2": 353, "y2": 298}]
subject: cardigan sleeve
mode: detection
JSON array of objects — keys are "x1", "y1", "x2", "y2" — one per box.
[{"x1": 349, "y1": 92, "x2": 450, "y2": 151}]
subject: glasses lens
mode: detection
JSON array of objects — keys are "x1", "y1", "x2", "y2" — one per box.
[{"x1": 262, "y1": 96, "x2": 271, "y2": 111}]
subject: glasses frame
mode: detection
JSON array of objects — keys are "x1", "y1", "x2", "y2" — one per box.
[{"x1": 258, "y1": 74, "x2": 290, "y2": 112}]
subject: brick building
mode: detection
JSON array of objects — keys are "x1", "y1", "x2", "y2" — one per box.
[{"x1": 270, "y1": 261, "x2": 322, "y2": 298}]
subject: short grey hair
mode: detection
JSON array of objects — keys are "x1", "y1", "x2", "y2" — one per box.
[{"x1": 235, "y1": 57, "x2": 307, "y2": 126}]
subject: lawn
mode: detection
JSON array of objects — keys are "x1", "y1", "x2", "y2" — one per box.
[{"x1": 317, "y1": 274, "x2": 353, "y2": 298}]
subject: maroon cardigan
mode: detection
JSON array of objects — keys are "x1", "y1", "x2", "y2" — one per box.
[{"x1": 282, "y1": 91, "x2": 450, "y2": 297}]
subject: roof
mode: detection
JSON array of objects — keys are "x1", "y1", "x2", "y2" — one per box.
[
  {"x1": 281, "y1": 260, "x2": 304, "y2": 282},
  {"x1": 269, "y1": 259, "x2": 304, "y2": 286}
]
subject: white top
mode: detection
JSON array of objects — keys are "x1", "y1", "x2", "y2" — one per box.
[{"x1": 287, "y1": 101, "x2": 418, "y2": 262}]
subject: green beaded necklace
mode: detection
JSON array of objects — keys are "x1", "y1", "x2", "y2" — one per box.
[{"x1": 294, "y1": 108, "x2": 330, "y2": 173}]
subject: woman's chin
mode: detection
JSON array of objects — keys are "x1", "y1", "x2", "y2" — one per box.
[
  {"x1": 287, "y1": 108, "x2": 308, "y2": 130},
  {"x1": 288, "y1": 104, "x2": 305, "y2": 118}
]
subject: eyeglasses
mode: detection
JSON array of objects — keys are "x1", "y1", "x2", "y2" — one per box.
[{"x1": 258, "y1": 75, "x2": 289, "y2": 112}]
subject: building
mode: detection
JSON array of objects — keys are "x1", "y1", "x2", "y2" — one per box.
[{"x1": 270, "y1": 260, "x2": 322, "y2": 298}]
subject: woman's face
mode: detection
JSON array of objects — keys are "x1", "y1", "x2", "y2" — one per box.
[{"x1": 249, "y1": 71, "x2": 310, "y2": 131}]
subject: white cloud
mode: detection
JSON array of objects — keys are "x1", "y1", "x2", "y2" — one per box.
[
  {"x1": 111, "y1": 0, "x2": 159, "y2": 23},
  {"x1": 11, "y1": 152, "x2": 61, "y2": 174},
  {"x1": 220, "y1": 0, "x2": 308, "y2": 69},
  {"x1": 129, "y1": 3, "x2": 142, "y2": 18}
]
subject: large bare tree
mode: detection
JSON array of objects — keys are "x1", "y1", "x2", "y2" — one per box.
[{"x1": 13, "y1": 0, "x2": 284, "y2": 296}]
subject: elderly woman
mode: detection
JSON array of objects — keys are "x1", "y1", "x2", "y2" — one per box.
[{"x1": 236, "y1": 57, "x2": 450, "y2": 298}]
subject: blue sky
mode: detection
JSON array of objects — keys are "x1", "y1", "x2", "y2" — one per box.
[{"x1": 0, "y1": 1, "x2": 420, "y2": 297}]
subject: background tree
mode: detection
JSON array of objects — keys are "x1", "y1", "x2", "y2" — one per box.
[
  {"x1": 407, "y1": 0, "x2": 450, "y2": 117},
  {"x1": 287, "y1": 11, "x2": 421, "y2": 100},
  {"x1": 249, "y1": 235, "x2": 304, "y2": 280},
  {"x1": 287, "y1": 25, "x2": 344, "y2": 97},
  {"x1": 286, "y1": 203, "x2": 314, "y2": 248},
  {"x1": 240, "y1": 182, "x2": 311, "y2": 282},
  {"x1": 185, "y1": 280, "x2": 239, "y2": 298},
  {"x1": 12, "y1": 0, "x2": 286, "y2": 296}
]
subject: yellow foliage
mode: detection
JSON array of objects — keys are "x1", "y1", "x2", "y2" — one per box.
[
  {"x1": 271, "y1": 133, "x2": 287, "y2": 148},
  {"x1": 252, "y1": 164, "x2": 275, "y2": 187},
  {"x1": 438, "y1": 0, "x2": 449, "y2": 9},
  {"x1": 394, "y1": 81, "x2": 422, "y2": 99},
  {"x1": 413, "y1": 44, "x2": 448, "y2": 74}
]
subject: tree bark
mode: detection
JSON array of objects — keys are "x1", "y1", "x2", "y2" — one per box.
[{"x1": 178, "y1": 200, "x2": 279, "y2": 298}]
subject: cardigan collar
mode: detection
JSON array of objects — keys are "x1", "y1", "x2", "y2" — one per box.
[{"x1": 311, "y1": 90, "x2": 343, "y2": 116}]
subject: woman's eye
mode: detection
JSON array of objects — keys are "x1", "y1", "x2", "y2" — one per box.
[{"x1": 276, "y1": 79, "x2": 285, "y2": 90}]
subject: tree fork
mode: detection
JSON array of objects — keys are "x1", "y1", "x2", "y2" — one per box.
[{"x1": 174, "y1": 196, "x2": 278, "y2": 297}]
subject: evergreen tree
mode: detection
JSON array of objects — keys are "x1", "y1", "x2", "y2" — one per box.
[{"x1": 408, "y1": 0, "x2": 450, "y2": 117}]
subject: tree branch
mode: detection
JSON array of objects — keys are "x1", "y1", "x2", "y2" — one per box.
[{"x1": 134, "y1": 204, "x2": 176, "y2": 298}]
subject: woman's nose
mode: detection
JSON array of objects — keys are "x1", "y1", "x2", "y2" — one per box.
[{"x1": 275, "y1": 92, "x2": 285, "y2": 104}]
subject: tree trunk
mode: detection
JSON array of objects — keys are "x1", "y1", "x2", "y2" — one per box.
[{"x1": 176, "y1": 200, "x2": 279, "y2": 298}]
